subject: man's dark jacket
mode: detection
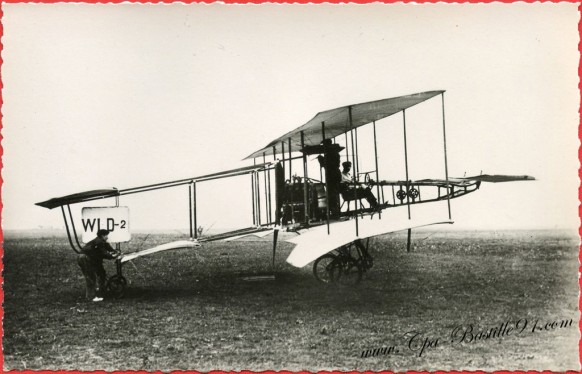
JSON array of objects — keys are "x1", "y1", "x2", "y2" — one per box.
[{"x1": 81, "y1": 236, "x2": 116, "y2": 263}]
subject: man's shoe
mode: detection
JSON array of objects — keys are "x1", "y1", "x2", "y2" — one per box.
[{"x1": 92, "y1": 297, "x2": 104, "y2": 302}]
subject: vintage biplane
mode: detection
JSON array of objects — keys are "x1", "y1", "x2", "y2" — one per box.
[{"x1": 36, "y1": 90, "x2": 534, "y2": 296}]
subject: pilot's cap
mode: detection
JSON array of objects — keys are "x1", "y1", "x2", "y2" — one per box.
[
  {"x1": 97, "y1": 229, "x2": 110, "y2": 237},
  {"x1": 342, "y1": 161, "x2": 352, "y2": 168}
]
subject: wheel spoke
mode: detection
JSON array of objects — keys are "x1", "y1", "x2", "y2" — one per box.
[{"x1": 313, "y1": 254, "x2": 338, "y2": 284}]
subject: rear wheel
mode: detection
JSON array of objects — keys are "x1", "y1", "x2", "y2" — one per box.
[
  {"x1": 107, "y1": 275, "x2": 127, "y2": 299},
  {"x1": 313, "y1": 254, "x2": 339, "y2": 284}
]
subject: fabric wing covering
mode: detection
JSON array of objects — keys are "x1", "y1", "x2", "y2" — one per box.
[
  {"x1": 245, "y1": 90, "x2": 444, "y2": 160},
  {"x1": 35, "y1": 189, "x2": 120, "y2": 209},
  {"x1": 285, "y1": 216, "x2": 453, "y2": 268}
]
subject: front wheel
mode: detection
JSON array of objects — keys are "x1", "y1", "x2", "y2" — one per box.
[
  {"x1": 331, "y1": 257, "x2": 363, "y2": 286},
  {"x1": 107, "y1": 275, "x2": 127, "y2": 299},
  {"x1": 313, "y1": 254, "x2": 339, "y2": 284}
]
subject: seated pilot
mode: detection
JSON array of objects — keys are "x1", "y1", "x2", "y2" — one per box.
[{"x1": 340, "y1": 161, "x2": 379, "y2": 210}]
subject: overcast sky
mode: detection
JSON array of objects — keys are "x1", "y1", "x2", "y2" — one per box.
[{"x1": 2, "y1": 3, "x2": 579, "y2": 232}]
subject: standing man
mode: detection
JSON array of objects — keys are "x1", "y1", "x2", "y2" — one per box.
[
  {"x1": 78, "y1": 229, "x2": 119, "y2": 302},
  {"x1": 317, "y1": 139, "x2": 343, "y2": 219}
]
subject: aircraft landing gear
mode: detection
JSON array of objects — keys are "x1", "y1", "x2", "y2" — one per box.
[
  {"x1": 312, "y1": 239, "x2": 373, "y2": 286},
  {"x1": 106, "y1": 259, "x2": 127, "y2": 298},
  {"x1": 331, "y1": 256, "x2": 362, "y2": 286},
  {"x1": 313, "y1": 254, "x2": 338, "y2": 283},
  {"x1": 107, "y1": 275, "x2": 127, "y2": 298}
]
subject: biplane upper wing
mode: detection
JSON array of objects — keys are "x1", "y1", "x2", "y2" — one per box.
[
  {"x1": 245, "y1": 90, "x2": 444, "y2": 159},
  {"x1": 285, "y1": 216, "x2": 453, "y2": 268}
]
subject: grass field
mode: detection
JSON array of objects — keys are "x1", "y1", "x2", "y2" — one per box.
[{"x1": 3, "y1": 229, "x2": 579, "y2": 371}]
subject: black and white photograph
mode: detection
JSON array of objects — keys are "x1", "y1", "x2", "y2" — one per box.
[{"x1": 2, "y1": 3, "x2": 579, "y2": 371}]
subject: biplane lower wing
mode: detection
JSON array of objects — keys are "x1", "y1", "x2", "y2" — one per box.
[
  {"x1": 120, "y1": 240, "x2": 201, "y2": 263},
  {"x1": 285, "y1": 216, "x2": 453, "y2": 268}
]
